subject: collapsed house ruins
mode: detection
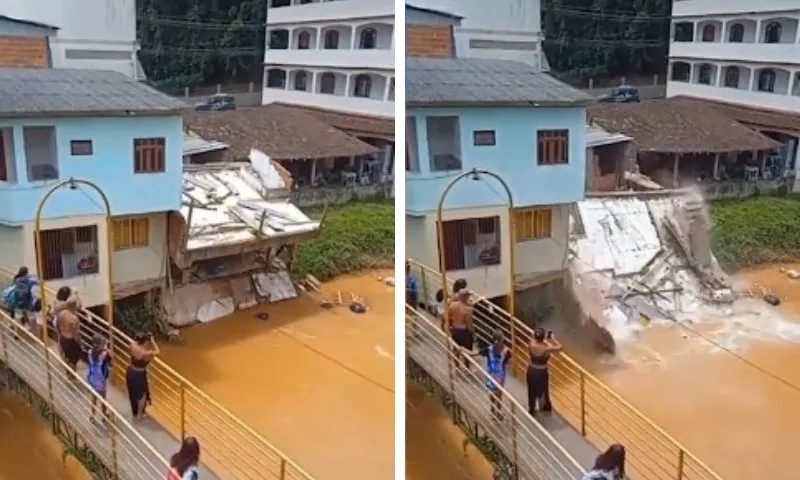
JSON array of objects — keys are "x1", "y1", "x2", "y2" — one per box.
[{"x1": 565, "y1": 190, "x2": 735, "y2": 351}]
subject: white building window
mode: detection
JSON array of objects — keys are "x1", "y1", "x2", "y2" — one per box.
[
  {"x1": 701, "y1": 24, "x2": 715, "y2": 42},
  {"x1": 294, "y1": 71, "x2": 308, "y2": 91},
  {"x1": 359, "y1": 28, "x2": 377, "y2": 49},
  {"x1": 353, "y1": 74, "x2": 372, "y2": 98},
  {"x1": 729, "y1": 23, "x2": 744, "y2": 42},
  {"x1": 324, "y1": 30, "x2": 339, "y2": 49},
  {"x1": 697, "y1": 64, "x2": 713, "y2": 85},
  {"x1": 723, "y1": 67, "x2": 740, "y2": 88},
  {"x1": 670, "y1": 62, "x2": 691, "y2": 82},
  {"x1": 298, "y1": 31, "x2": 311, "y2": 49},
  {"x1": 320, "y1": 72, "x2": 336, "y2": 94},
  {"x1": 758, "y1": 69, "x2": 776, "y2": 92},
  {"x1": 764, "y1": 22, "x2": 782, "y2": 43}
]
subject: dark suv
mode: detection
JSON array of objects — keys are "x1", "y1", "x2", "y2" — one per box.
[
  {"x1": 599, "y1": 85, "x2": 641, "y2": 103},
  {"x1": 194, "y1": 93, "x2": 237, "y2": 111}
]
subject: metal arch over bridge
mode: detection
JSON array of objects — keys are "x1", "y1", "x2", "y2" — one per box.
[
  {"x1": 0, "y1": 266, "x2": 314, "y2": 480},
  {"x1": 407, "y1": 259, "x2": 723, "y2": 480}
]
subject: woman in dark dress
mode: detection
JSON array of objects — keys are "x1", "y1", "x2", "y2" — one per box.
[{"x1": 125, "y1": 332, "x2": 159, "y2": 420}]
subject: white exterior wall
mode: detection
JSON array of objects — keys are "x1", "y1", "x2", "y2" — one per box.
[
  {"x1": 666, "y1": 3, "x2": 800, "y2": 113},
  {"x1": 0, "y1": 212, "x2": 167, "y2": 308},
  {"x1": 0, "y1": 0, "x2": 139, "y2": 77},
  {"x1": 263, "y1": 0, "x2": 394, "y2": 117},
  {"x1": 406, "y1": 204, "x2": 570, "y2": 301},
  {"x1": 413, "y1": 0, "x2": 544, "y2": 67}
]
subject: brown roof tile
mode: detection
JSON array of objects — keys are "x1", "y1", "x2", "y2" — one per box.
[
  {"x1": 276, "y1": 103, "x2": 394, "y2": 139},
  {"x1": 587, "y1": 98, "x2": 782, "y2": 154},
  {"x1": 673, "y1": 95, "x2": 800, "y2": 133},
  {"x1": 183, "y1": 104, "x2": 379, "y2": 160}
]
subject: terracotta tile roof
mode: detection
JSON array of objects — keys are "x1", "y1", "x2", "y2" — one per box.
[
  {"x1": 183, "y1": 104, "x2": 380, "y2": 160},
  {"x1": 587, "y1": 98, "x2": 782, "y2": 154},
  {"x1": 672, "y1": 95, "x2": 800, "y2": 134},
  {"x1": 276, "y1": 103, "x2": 394, "y2": 139}
]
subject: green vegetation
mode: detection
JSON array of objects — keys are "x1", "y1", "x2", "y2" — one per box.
[
  {"x1": 709, "y1": 196, "x2": 800, "y2": 270},
  {"x1": 295, "y1": 200, "x2": 394, "y2": 281}
]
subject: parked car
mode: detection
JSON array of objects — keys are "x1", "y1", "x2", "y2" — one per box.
[
  {"x1": 194, "y1": 93, "x2": 236, "y2": 111},
  {"x1": 598, "y1": 85, "x2": 641, "y2": 103}
]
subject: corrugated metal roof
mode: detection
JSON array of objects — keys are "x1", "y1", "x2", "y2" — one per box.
[
  {"x1": 0, "y1": 68, "x2": 186, "y2": 117},
  {"x1": 407, "y1": 57, "x2": 593, "y2": 106},
  {"x1": 0, "y1": 14, "x2": 58, "y2": 30},
  {"x1": 586, "y1": 126, "x2": 631, "y2": 148},
  {"x1": 183, "y1": 132, "x2": 228, "y2": 157}
]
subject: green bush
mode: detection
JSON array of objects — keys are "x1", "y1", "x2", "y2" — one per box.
[
  {"x1": 295, "y1": 200, "x2": 394, "y2": 280},
  {"x1": 709, "y1": 196, "x2": 800, "y2": 270}
]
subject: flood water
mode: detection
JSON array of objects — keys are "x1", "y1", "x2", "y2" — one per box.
[
  {"x1": 558, "y1": 263, "x2": 800, "y2": 480},
  {"x1": 0, "y1": 394, "x2": 90, "y2": 480},
  {"x1": 159, "y1": 270, "x2": 394, "y2": 480},
  {"x1": 406, "y1": 383, "x2": 493, "y2": 480}
]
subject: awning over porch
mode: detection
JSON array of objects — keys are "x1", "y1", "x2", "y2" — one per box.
[{"x1": 588, "y1": 98, "x2": 782, "y2": 154}]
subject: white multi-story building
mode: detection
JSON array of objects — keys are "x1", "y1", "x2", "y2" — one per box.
[
  {"x1": 666, "y1": 0, "x2": 800, "y2": 191},
  {"x1": 262, "y1": 0, "x2": 394, "y2": 117},
  {"x1": 410, "y1": 0, "x2": 544, "y2": 67},
  {"x1": 0, "y1": 0, "x2": 141, "y2": 78},
  {"x1": 667, "y1": 0, "x2": 800, "y2": 112}
]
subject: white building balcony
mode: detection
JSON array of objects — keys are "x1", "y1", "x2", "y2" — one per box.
[
  {"x1": 262, "y1": 67, "x2": 393, "y2": 117},
  {"x1": 267, "y1": 0, "x2": 394, "y2": 25},
  {"x1": 667, "y1": 60, "x2": 800, "y2": 112},
  {"x1": 672, "y1": 0, "x2": 800, "y2": 18},
  {"x1": 669, "y1": 41, "x2": 800, "y2": 65},
  {"x1": 267, "y1": 21, "x2": 394, "y2": 70}
]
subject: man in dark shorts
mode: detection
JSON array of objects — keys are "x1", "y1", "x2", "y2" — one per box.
[
  {"x1": 57, "y1": 298, "x2": 84, "y2": 375},
  {"x1": 447, "y1": 289, "x2": 474, "y2": 370}
]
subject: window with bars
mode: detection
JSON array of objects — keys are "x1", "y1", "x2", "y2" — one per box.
[
  {"x1": 438, "y1": 216, "x2": 501, "y2": 270},
  {"x1": 113, "y1": 217, "x2": 150, "y2": 250},
  {"x1": 537, "y1": 129, "x2": 569, "y2": 165},
  {"x1": 36, "y1": 226, "x2": 99, "y2": 280},
  {"x1": 133, "y1": 138, "x2": 166, "y2": 173},
  {"x1": 515, "y1": 208, "x2": 552, "y2": 241}
]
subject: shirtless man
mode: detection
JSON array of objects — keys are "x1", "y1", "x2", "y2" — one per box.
[
  {"x1": 447, "y1": 289, "x2": 475, "y2": 370},
  {"x1": 57, "y1": 298, "x2": 84, "y2": 374}
]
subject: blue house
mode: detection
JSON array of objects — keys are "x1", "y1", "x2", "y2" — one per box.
[
  {"x1": 406, "y1": 57, "x2": 592, "y2": 302},
  {"x1": 0, "y1": 67, "x2": 185, "y2": 308}
]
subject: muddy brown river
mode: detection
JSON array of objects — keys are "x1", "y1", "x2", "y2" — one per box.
[
  {"x1": 559, "y1": 263, "x2": 800, "y2": 480},
  {"x1": 0, "y1": 393, "x2": 91, "y2": 479},
  {"x1": 159, "y1": 270, "x2": 394, "y2": 480}
]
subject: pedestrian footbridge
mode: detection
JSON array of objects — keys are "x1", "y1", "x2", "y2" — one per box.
[
  {"x1": 0, "y1": 267, "x2": 314, "y2": 480},
  {"x1": 407, "y1": 260, "x2": 722, "y2": 480}
]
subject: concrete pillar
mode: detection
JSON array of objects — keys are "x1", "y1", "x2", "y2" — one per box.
[
  {"x1": 672, "y1": 154, "x2": 680, "y2": 187},
  {"x1": 12, "y1": 126, "x2": 27, "y2": 183},
  {"x1": 713, "y1": 153, "x2": 720, "y2": 180}
]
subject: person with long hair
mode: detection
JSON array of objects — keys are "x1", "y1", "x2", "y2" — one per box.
[
  {"x1": 582, "y1": 443, "x2": 626, "y2": 480},
  {"x1": 526, "y1": 327, "x2": 562, "y2": 415},
  {"x1": 471, "y1": 328, "x2": 511, "y2": 420},
  {"x1": 10, "y1": 266, "x2": 36, "y2": 323},
  {"x1": 87, "y1": 334, "x2": 111, "y2": 424},
  {"x1": 126, "y1": 332, "x2": 159, "y2": 420},
  {"x1": 168, "y1": 437, "x2": 200, "y2": 480}
]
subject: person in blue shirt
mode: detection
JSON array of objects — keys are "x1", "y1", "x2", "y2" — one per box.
[
  {"x1": 471, "y1": 329, "x2": 511, "y2": 420},
  {"x1": 405, "y1": 261, "x2": 418, "y2": 308},
  {"x1": 87, "y1": 334, "x2": 111, "y2": 424},
  {"x1": 10, "y1": 266, "x2": 37, "y2": 324}
]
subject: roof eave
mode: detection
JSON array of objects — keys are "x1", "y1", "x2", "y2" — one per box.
[
  {"x1": 407, "y1": 99, "x2": 591, "y2": 108},
  {"x1": 0, "y1": 108, "x2": 185, "y2": 119}
]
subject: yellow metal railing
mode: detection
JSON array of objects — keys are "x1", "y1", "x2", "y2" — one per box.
[
  {"x1": 406, "y1": 304, "x2": 585, "y2": 479},
  {"x1": 0, "y1": 309, "x2": 172, "y2": 479},
  {"x1": 408, "y1": 259, "x2": 723, "y2": 480},
  {"x1": 0, "y1": 267, "x2": 314, "y2": 480}
]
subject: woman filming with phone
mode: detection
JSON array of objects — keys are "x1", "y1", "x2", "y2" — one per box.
[
  {"x1": 526, "y1": 327, "x2": 563, "y2": 415},
  {"x1": 126, "y1": 331, "x2": 160, "y2": 420}
]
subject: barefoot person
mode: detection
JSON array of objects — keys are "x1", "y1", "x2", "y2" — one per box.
[
  {"x1": 126, "y1": 332, "x2": 159, "y2": 420},
  {"x1": 471, "y1": 328, "x2": 511, "y2": 420},
  {"x1": 447, "y1": 289, "x2": 474, "y2": 370},
  {"x1": 57, "y1": 298, "x2": 84, "y2": 374},
  {"x1": 87, "y1": 334, "x2": 111, "y2": 424},
  {"x1": 526, "y1": 328, "x2": 563, "y2": 415}
]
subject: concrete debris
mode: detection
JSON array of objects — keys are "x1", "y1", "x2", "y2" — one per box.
[{"x1": 569, "y1": 192, "x2": 736, "y2": 347}]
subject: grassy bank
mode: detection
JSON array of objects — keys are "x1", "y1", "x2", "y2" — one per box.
[
  {"x1": 709, "y1": 196, "x2": 800, "y2": 271},
  {"x1": 295, "y1": 200, "x2": 394, "y2": 280}
]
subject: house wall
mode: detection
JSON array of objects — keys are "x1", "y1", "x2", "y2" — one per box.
[
  {"x1": 406, "y1": 24, "x2": 454, "y2": 57},
  {"x1": 0, "y1": 35, "x2": 50, "y2": 67},
  {"x1": 2, "y1": 0, "x2": 139, "y2": 77},
  {"x1": 0, "y1": 115, "x2": 183, "y2": 224},
  {"x1": 406, "y1": 203, "x2": 571, "y2": 300},
  {"x1": 406, "y1": 106, "x2": 587, "y2": 213},
  {"x1": 0, "y1": 212, "x2": 167, "y2": 307}
]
